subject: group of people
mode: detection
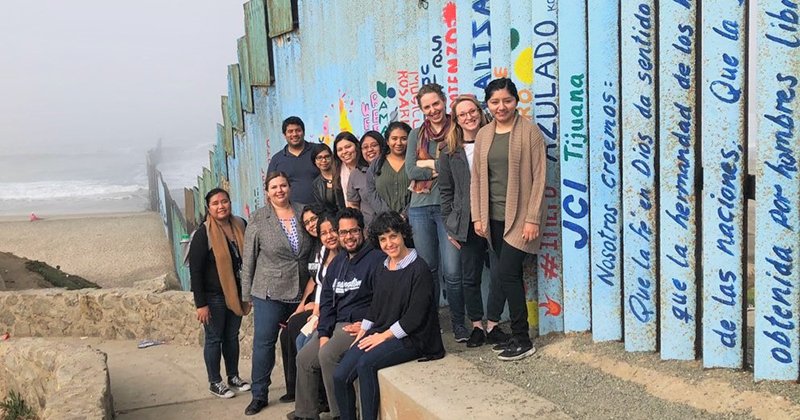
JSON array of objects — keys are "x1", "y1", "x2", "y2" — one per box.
[{"x1": 188, "y1": 77, "x2": 547, "y2": 419}]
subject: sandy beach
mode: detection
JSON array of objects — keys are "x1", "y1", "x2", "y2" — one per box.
[{"x1": 0, "y1": 211, "x2": 174, "y2": 288}]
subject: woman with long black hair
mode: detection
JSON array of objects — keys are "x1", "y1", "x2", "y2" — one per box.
[
  {"x1": 189, "y1": 187, "x2": 251, "y2": 399},
  {"x1": 471, "y1": 78, "x2": 546, "y2": 361}
]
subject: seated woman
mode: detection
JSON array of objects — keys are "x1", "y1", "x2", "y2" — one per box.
[
  {"x1": 333, "y1": 211, "x2": 445, "y2": 420},
  {"x1": 278, "y1": 204, "x2": 326, "y2": 404}
]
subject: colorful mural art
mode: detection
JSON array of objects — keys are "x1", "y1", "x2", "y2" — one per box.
[{"x1": 146, "y1": 0, "x2": 800, "y2": 381}]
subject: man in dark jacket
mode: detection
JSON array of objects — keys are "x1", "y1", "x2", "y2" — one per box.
[{"x1": 290, "y1": 208, "x2": 384, "y2": 420}]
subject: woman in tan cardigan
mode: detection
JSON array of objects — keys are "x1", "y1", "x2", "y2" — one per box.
[{"x1": 470, "y1": 78, "x2": 546, "y2": 361}]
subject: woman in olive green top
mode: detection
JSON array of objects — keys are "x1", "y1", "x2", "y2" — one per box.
[
  {"x1": 470, "y1": 78, "x2": 546, "y2": 362},
  {"x1": 363, "y1": 121, "x2": 412, "y2": 215}
]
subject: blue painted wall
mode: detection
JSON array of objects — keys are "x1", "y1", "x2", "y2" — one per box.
[{"x1": 145, "y1": 0, "x2": 800, "y2": 381}]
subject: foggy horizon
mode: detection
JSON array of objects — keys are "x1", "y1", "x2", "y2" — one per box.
[{"x1": 0, "y1": 1, "x2": 245, "y2": 154}]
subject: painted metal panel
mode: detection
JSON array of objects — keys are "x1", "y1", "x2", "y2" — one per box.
[
  {"x1": 532, "y1": 0, "x2": 563, "y2": 335},
  {"x1": 221, "y1": 96, "x2": 234, "y2": 156},
  {"x1": 700, "y1": 0, "x2": 747, "y2": 369},
  {"x1": 658, "y1": 0, "x2": 698, "y2": 360},
  {"x1": 245, "y1": 0, "x2": 271, "y2": 86},
  {"x1": 753, "y1": 0, "x2": 800, "y2": 381},
  {"x1": 508, "y1": 0, "x2": 539, "y2": 330},
  {"x1": 266, "y1": 0, "x2": 294, "y2": 38},
  {"x1": 490, "y1": 0, "x2": 511, "y2": 78},
  {"x1": 588, "y1": 0, "x2": 622, "y2": 342},
  {"x1": 228, "y1": 64, "x2": 244, "y2": 133},
  {"x1": 469, "y1": 0, "x2": 493, "y2": 98},
  {"x1": 621, "y1": 0, "x2": 657, "y2": 352},
  {"x1": 238, "y1": 37, "x2": 254, "y2": 113},
  {"x1": 558, "y1": 0, "x2": 590, "y2": 333}
]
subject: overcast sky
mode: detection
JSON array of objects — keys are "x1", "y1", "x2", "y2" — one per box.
[{"x1": 0, "y1": 1, "x2": 244, "y2": 153}]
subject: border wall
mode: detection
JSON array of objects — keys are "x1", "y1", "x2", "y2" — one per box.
[{"x1": 146, "y1": 0, "x2": 800, "y2": 381}]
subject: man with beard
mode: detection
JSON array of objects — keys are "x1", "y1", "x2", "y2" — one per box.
[{"x1": 288, "y1": 208, "x2": 385, "y2": 420}]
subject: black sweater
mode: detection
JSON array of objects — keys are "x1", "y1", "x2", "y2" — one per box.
[
  {"x1": 189, "y1": 224, "x2": 244, "y2": 308},
  {"x1": 366, "y1": 257, "x2": 445, "y2": 360}
]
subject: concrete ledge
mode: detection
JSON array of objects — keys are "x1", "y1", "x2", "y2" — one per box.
[
  {"x1": 0, "y1": 338, "x2": 113, "y2": 419},
  {"x1": 0, "y1": 284, "x2": 256, "y2": 356},
  {"x1": 378, "y1": 355, "x2": 571, "y2": 420}
]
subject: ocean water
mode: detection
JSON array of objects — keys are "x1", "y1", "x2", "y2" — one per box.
[{"x1": 0, "y1": 143, "x2": 210, "y2": 217}]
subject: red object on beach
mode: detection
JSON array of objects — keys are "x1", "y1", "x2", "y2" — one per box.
[
  {"x1": 29, "y1": 213, "x2": 42, "y2": 222},
  {"x1": 0, "y1": 332, "x2": 9, "y2": 341}
]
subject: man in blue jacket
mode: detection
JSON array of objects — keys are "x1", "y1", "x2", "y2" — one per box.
[{"x1": 290, "y1": 208, "x2": 385, "y2": 420}]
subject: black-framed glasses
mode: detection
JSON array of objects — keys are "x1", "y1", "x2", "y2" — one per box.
[
  {"x1": 303, "y1": 215, "x2": 319, "y2": 227},
  {"x1": 337, "y1": 228, "x2": 361, "y2": 237},
  {"x1": 315, "y1": 154, "x2": 332, "y2": 161}
]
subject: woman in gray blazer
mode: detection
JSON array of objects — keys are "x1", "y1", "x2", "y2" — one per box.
[
  {"x1": 439, "y1": 94, "x2": 497, "y2": 347},
  {"x1": 241, "y1": 171, "x2": 314, "y2": 416}
]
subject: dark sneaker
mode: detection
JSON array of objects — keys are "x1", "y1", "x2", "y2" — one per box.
[
  {"x1": 491, "y1": 341, "x2": 510, "y2": 353},
  {"x1": 466, "y1": 327, "x2": 486, "y2": 348},
  {"x1": 228, "y1": 375, "x2": 251, "y2": 392},
  {"x1": 497, "y1": 339, "x2": 536, "y2": 361},
  {"x1": 245, "y1": 398, "x2": 269, "y2": 416},
  {"x1": 209, "y1": 381, "x2": 235, "y2": 399},
  {"x1": 279, "y1": 393, "x2": 295, "y2": 403},
  {"x1": 486, "y1": 326, "x2": 511, "y2": 345},
  {"x1": 453, "y1": 324, "x2": 470, "y2": 342}
]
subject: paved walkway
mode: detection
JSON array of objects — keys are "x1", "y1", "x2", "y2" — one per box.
[{"x1": 62, "y1": 338, "x2": 290, "y2": 419}]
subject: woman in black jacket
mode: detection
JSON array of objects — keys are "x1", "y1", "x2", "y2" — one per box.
[
  {"x1": 189, "y1": 188, "x2": 251, "y2": 399},
  {"x1": 311, "y1": 143, "x2": 345, "y2": 213},
  {"x1": 333, "y1": 211, "x2": 444, "y2": 420}
]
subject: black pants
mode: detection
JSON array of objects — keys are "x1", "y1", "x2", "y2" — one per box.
[
  {"x1": 279, "y1": 309, "x2": 312, "y2": 395},
  {"x1": 460, "y1": 223, "x2": 492, "y2": 322},
  {"x1": 488, "y1": 220, "x2": 531, "y2": 344}
]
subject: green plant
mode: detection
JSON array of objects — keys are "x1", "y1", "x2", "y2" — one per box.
[
  {"x1": 24, "y1": 260, "x2": 100, "y2": 290},
  {"x1": 0, "y1": 390, "x2": 36, "y2": 420}
]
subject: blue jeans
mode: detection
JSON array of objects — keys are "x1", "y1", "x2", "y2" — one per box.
[
  {"x1": 250, "y1": 296, "x2": 294, "y2": 401},
  {"x1": 407, "y1": 205, "x2": 463, "y2": 328},
  {"x1": 203, "y1": 293, "x2": 243, "y2": 383},
  {"x1": 333, "y1": 338, "x2": 421, "y2": 420}
]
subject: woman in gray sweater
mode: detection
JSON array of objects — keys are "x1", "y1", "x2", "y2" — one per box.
[{"x1": 241, "y1": 171, "x2": 314, "y2": 416}]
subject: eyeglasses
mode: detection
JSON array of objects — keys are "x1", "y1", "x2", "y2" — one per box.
[
  {"x1": 303, "y1": 215, "x2": 319, "y2": 227},
  {"x1": 315, "y1": 154, "x2": 332, "y2": 161},
  {"x1": 320, "y1": 229, "x2": 337, "y2": 237},
  {"x1": 362, "y1": 143, "x2": 380, "y2": 150},
  {"x1": 337, "y1": 228, "x2": 361, "y2": 237},
  {"x1": 457, "y1": 108, "x2": 480, "y2": 121}
]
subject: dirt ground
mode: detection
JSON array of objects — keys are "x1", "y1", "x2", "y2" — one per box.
[{"x1": 0, "y1": 252, "x2": 51, "y2": 291}]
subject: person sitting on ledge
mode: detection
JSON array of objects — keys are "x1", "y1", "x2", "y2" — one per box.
[{"x1": 333, "y1": 211, "x2": 445, "y2": 420}]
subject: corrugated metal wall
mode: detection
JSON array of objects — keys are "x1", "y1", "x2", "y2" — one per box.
[{"x1": 145, "y1": 0, "x2": 800, "y2": 381}]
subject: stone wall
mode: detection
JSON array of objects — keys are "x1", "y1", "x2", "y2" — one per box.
[
  {"x1": 0, "y1": 278, "x2": 256, "y2": 356},
  {"x1": 0, "y1": 338, "x2": 113, "y2": 419}
]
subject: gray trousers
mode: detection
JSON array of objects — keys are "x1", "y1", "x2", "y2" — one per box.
[{"x1": 295, "y1": 322, "x2": 356, "y2": 418}]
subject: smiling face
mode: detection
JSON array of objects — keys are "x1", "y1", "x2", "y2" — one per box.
[
  {"x1": 318, "y1": 220, "x2": 339, "y2": 251},
  {"x1": 337, "y1": 217, "x2": 363, "y2": 254},
  {"x1": 419, "y1": 92, "x2": 446, "y2": 125},
  {"x1": 283, "y1": 123, "x2": 305, "y2": 148},
  {"x1": 455, "y1": 100, "x2": 481, "y2": 133},
  {"x1": 207, "y1": 192, "x2": 231, "y2": 222},
  {"x1": 336, "y1": 139, "x2": 358, "y2": 167},
  {"x1": 386, "y1": 128, "x2": 408, "y2": 157},
  {"x1": 361, "y1": 136, "x2": 381, "y2": 163},
  {"x1": 266, "y1": 175, "x2": 290, "y2": 206},
  {"x1": 378, "y1": 229, "x2": 408, "y2": 261},
  {"x1": 302, "y1": 210, "x2": 319, "y2": 237},
  {"x1": 314, "y1": 149, "x2": 332, "y2": 171},
  {"x1": 486, "y1": 88, "x2": 518, "y2": 124}
]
